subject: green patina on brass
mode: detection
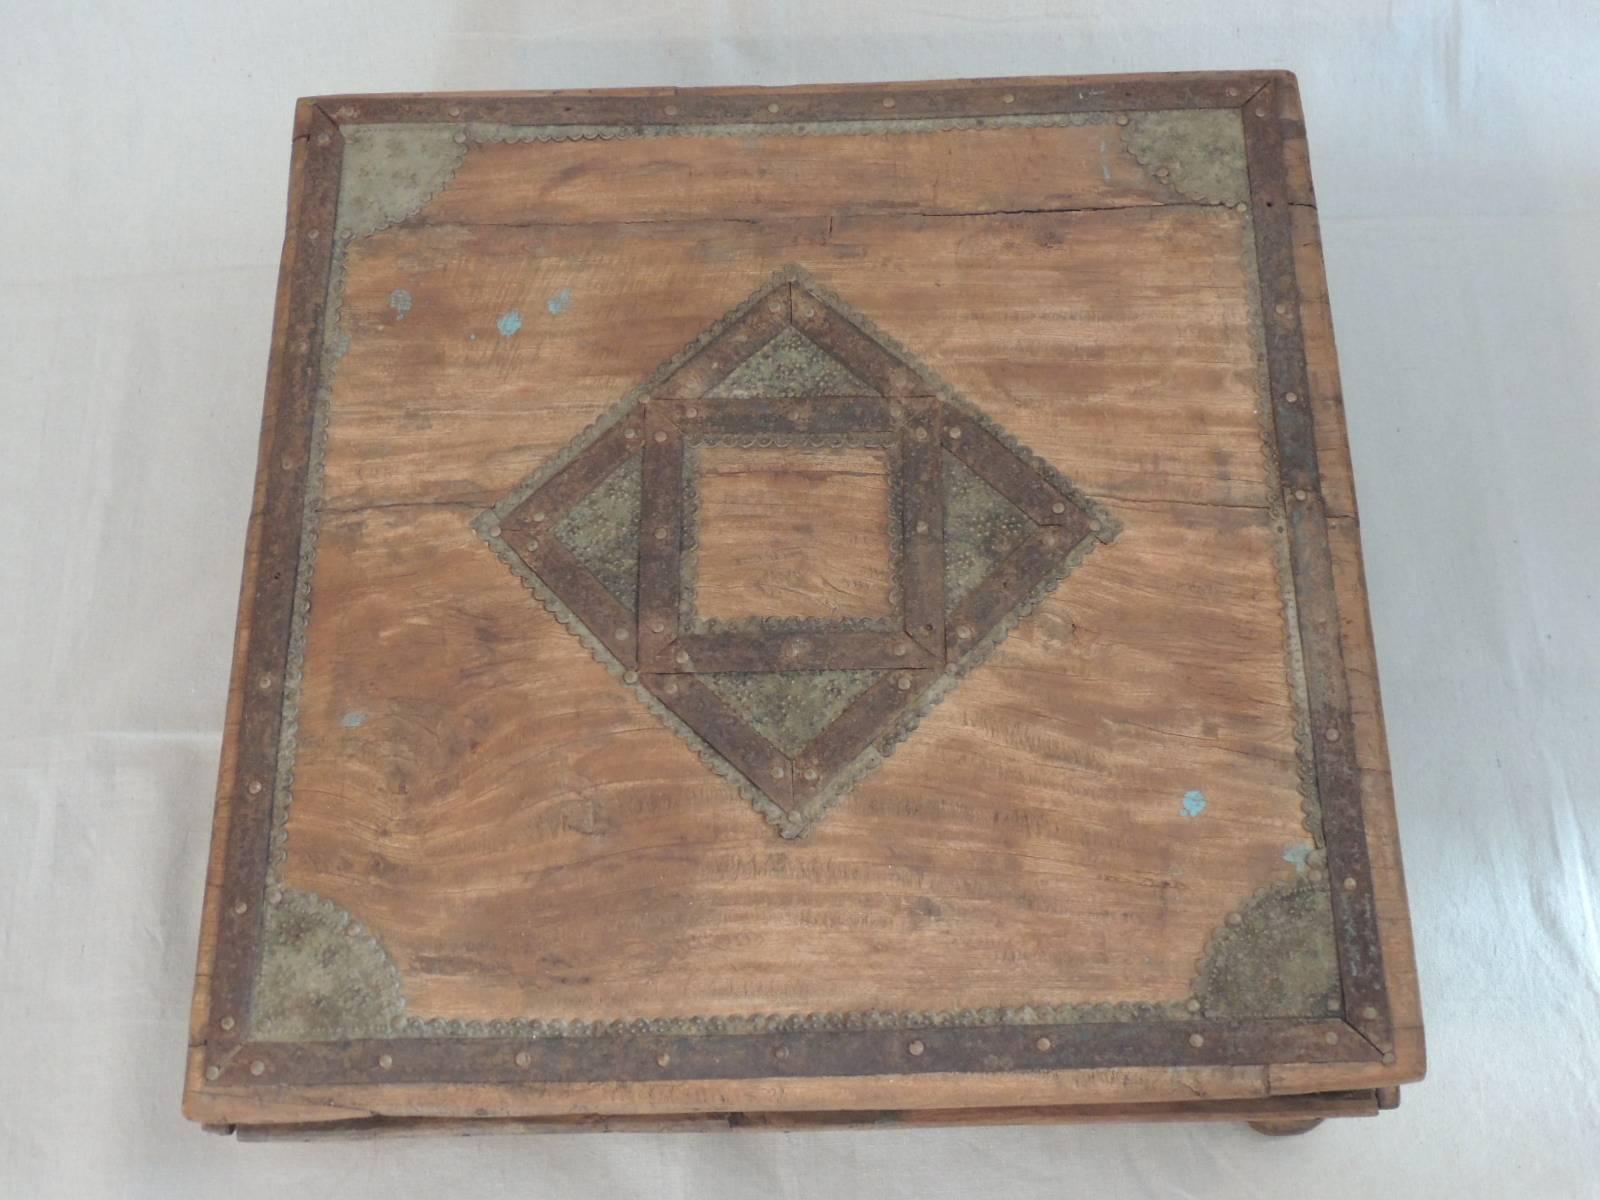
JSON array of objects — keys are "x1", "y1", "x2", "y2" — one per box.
[
  {"x1": 334, "y1": 124, "x2": 468, "y2": 239},
  {"x1": 1121, "y1": 109, "x2": 1249, "y2": 207},
  {"x1": 701, "y1": 670, "x2": 883, "y2": 757},
  {"x1": 942, "y1": 451, "x2": 1032, "y2": 612},
  {"x1": 1193, "y1": 880, "x2": 1341, "y2": 1019},
  {"x1": 252, "y1": 890, "x2": 406, "y2": 1041},
  {"x1": 707, "y1": 327, "x2": 877, "y2": 398},
  {"x1": 553, "y1": 451, "x2": 642, "y2": 612}
]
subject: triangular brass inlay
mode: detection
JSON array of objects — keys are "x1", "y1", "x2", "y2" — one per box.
[{"x1": 707, "y1": 326, "x2": 877, "y2": 398}]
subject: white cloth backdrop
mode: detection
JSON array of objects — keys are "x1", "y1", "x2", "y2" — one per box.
[{"x1": 4, "y1": 2, "x2": 1598, "y2": 1196}]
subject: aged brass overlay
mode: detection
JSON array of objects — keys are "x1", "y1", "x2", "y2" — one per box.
[{"x1": 476, "y1": 268, "x2": 1119, "y2": 836}]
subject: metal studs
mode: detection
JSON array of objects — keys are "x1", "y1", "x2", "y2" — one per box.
[
  {"x1": 767, "y1": 297, "x2": 784, "y2": 314},
  {"x1": 675, "y1": 651, "x2": 690, "y2": 665},
  {"x1": 654, "y1": 430, "x2": 667, "y2": 443},
  {"x1": 205, "y1": 1065, "x2": 221, "y2": 1081},
  {"x1": 233, "y1": 900, "x2": 248, "y2": 915},
  {"x1": 657, "y1": 1052, "x2": 672, "y2": 1067},
  {"x1": 915, "y1": 520, "x2": 929, "y2": 534},
  {"x1": 1115, "y1": 114, "x2": 1129, "y2": 126},
  {"x1": 1226, "y1": 912, "x2": 1242, "y2": 927},
  {"x1": 219, "y1": 1016, "x2": 235, "y2": 1031},
  {"x1": 1002, "y1": 93, "x2": 1016, "y2": 104},
  {"x1": 1088, "y1": 519, "x2": 1103, "y2": 532},
  {"x1": 956, "y1": 625, "x2": 972, "y2": 641},
  {"x1": 378, "y1": 1053, "x2": 394, "y2": 1070},
  {"x1": 488, "y1": 525, "x2": 502, "y2": 538},
  {"x1": 1186, "y1": 998, "x2": 1202, "y2": 1013},
  {"x1": 625, "y1": 427, "x2": 639, "y2": 440},
  {"x1": 766, "y1": 103, "x2": 779, "y2": 114},
  {"x1": 453, "y1": 131, "x2": 467, "y2": 144},
  {"x1": 654, "y1": 527, "x2": 669, "y2": 541},
  {"x1": 1326, "y1": 727, "x2": 1342, "y2": 743},
  {"x1": 1293, "y1": 489, "x2": 1307, "y2": 501},
  {"x1": 1284, "y1": 391, "x2": 1300, "y2": 405},
  {"x1": 1035, "y1": 1036, "x2": 1051, "y2": 1051},
  {"x1": 650, "y1": 619, "x2": 666, "y2": 634},
  {"x1": 1255, "y1": 106, "x2": 1269, "y2": 118},
  {"x1": 906, "y1": 1039, "x2": 924, "y2": 1055},
  {"x1": 1343, "y1": 876, "x2": 1358, "y2": 892},
  {"x1": 896, "y1": 676, "x2": 912, "y2": 691},
  {"x1": 516, "y1": 1050, "x2": 531, "y2": 1068},
  {"x1": 803, "y1": 768, "x2": 818, "y2": 782},
  {"x1": 1274, "y1": 301, "x2": 1290, "y2": 317},
  {"x1": 247, "y1": 780, "x2": 263, "y2": 796},
  {"x1": 946, "y1": 426, "x2": 961, "y2": 440},
  {"x1": 664, "y1": 104, "x2": 678, "y2": 117},
  {"x1": 532, "y1": 510, "x2": 547, "y2": 523},
  {"x1": 1189, "y1": 1033, "x2": 1205, "y2": 1048},
  {"x1": 447, "y1": 105, "x2": 463, "y2": 117},
  {"x1": 614, "y1": 627, "x2": 630, "y2": 642},
  {"x1": 913, "y1": 427, "x2": 929, "y2": 442},
  {"x1": 772, "y1": 764, "x2": 785, "y2": 779},
  {"x1": 249, "y1": 1060, "x2": 266, "y2": 1076},
  {"x1": 306, "y1": 228, "x2": 321, "y2": 242},
  {"x1": 315, "y1": 131, "x2": 332, "y2": 147},
  {"x1": 893, "y1": 643, "x2": 908, "y2": 658},
  {"x1": 664, "y1": 681, "x2": 679, "y2": 696},
  {"x1": 683, "y1": 405, "x2": 698, "y2": 419},
  {"x1": 623, "y1": 670, "x2": 639, "y2": 684},
  {"x1": 1361, "y1": 1005, "x2": 1379, "y2": 1021},
  {"x1": 1235, "y1": 202, "x2": 1248, "y2": 213},
  {"x1": 256, "y1": 673, "x2": 273, "y2": 691},
  {"x1": 774, "y1": 1045, "x2": 790, "y2": 1060},
  {"x1": 882, "y1": 98, "x2": 896, "y2": 109},
  {"x1": 1324, "y1": 1031, "x2": 1340, "y2": 1045},
  {"x1": 1225, "y1": 86, "x2": 1240, "y2": 98},
  {"x1": 526, "y1": 539, "x2": 539, "y2": 552},
  {"x1": 1051, "y1": 501, "x2": 1066, "y2": 514}
]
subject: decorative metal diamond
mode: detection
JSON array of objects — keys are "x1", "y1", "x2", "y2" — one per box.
[{"x1": 476, "y1": 268, "x2": 1117, "y2": 836}]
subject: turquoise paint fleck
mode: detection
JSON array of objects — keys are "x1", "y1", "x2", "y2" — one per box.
[
  {"x1": 1181, "y1": 790, "x2": 1207, "y2": 818},
  {"x1": 341, "y1": 711, "x2": 367, "y2": 728},
  {"x1": 1283, "y1": 842, "x2": 1314, "y2": 871},
  {"x1": 496, "y1": 310, "x2": 523, "y2": 337},
  {"x1": 546, "y1": 287, "x2": 573, "y2": 316},
  {"x1": 388, "y1": 288, "x2": 413, "y2": 320}
]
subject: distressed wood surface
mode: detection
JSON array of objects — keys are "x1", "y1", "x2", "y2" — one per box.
[
  {"x1": 693, "y1": 445, "x2": 896, "y2": 620},
  {"x1": 187, "y1": 74, "x2": 1421, "y2": 1128}
]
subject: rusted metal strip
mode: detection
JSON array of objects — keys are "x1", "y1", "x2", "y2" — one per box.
[
  {"x1": 791, "y1": 286, "x2": 916, "y2": 396},
  {"x1": 675, "y1": 630, "x2": 936, "y2": 673},
  {"x1": 946, "y1": 528, "x2": 1091, "y2": 657},
  {"x1": 316, "y1": 73, "x2": 1275, "y2": 129},
  {"x1": 641, "y1": 674, "x2": 793, "y2": 807},
  {"x1": 671, "y1": 395, "x2": 899, "y2": 435},
  {"x1": 1244, "y1": 78, "x2": 1392, "y2": 1055},
  {"x1": 208, "y1": 107, "x2": 344, "y2": 1055},
  {"x1": 655, "y1": 284, "x2": 791, "y2": 399},
  {"x1": 523, "y1": 538, "x2": 638, "y2": 669},
  {"x1": 506, "y1": 416, "x2": 644, "y2": 532},
  {"x1": 637, "y1": 402, "x2": 684, "y2": 665},
  {"x1": 795, "y1": 670, "x2": 929, "y2": 795},
  {"x1": 943, "y1": 413, "x2": 1084, "y2": 527},
  {"x1": 208, "y1": 1016, "x2": 1374, "y2": 1089},
  {"x1": 898, "y1": 399, "x2": 945, "y2": 656}
]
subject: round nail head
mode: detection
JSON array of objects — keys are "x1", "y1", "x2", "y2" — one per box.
[{"x1": 907, "y1": 1039, "x2": 924, "y2": 1055}]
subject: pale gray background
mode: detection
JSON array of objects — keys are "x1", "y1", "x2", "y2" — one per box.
[{"x1": 4, "y1": 1, "x2": 1598, "y2": 1196}]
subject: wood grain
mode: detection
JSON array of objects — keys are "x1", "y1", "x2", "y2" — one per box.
[{"x1": 693, "y1": 445, "x2": 895, "y2": 620}]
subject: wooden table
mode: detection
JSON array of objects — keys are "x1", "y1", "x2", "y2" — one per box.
[{"x1": 185, "y1": 73, "x2": 1423, "y2": 1138}]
